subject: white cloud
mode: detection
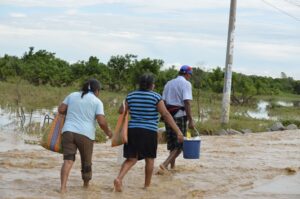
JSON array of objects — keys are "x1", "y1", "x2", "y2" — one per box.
[
  {"x1": 0, "y1": 0, "x2": 119, "y2": 7},
  {"x1": 0, "y1": 0, "x2": 299, "y2": 80},
  {"x1": 65, "y1": 9, "x2": 79, "y2": 15},
  {"x1": 9, "y1": 12, "x2": 27, "y2": 18},
  {"x1": 0, "y1": 0, "x2": 227, "y2": 8},
  {"x1": 238, "y1": 41, "x2": 300, "y2": 60},
  {"x1": 108, "y1": 31, "x2": 139, "y2": 39}
]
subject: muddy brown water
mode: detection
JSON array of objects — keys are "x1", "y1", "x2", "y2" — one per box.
[{"x1": 0, "y1": 130, "x2": 299, "y2": 199}]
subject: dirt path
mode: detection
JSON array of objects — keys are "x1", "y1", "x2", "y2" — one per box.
[{"x1": 0, "y1": 130, "x2": 299, "y2": 198}]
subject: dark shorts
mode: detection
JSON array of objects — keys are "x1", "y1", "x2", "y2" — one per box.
[
  {"x1": 62, "y1": 131, "x2": 94, "y2": 181},
  {"x1": 165, "y1": 116, "x2": 187, "y2": 151},
  {"x1": 124, "y1": 128, "x2": 157, "y2": 160}
]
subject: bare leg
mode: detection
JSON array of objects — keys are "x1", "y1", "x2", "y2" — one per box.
[
  {"x1": 170, "y1": 158, "x2": 175, "y2": 169},
  {"x1": 83, "y1": 180, "x2": 89, "y2": 188},
  {"x1": 60, "y1": 160, "x2": 74, "y2": 193},
  {"x1": 160, "y1": 149, "x2": 182, "y2": 169},
  {"x1": 144, "y1": 158, "x2": 154, "y2": 188},
  {"x1": 170, "y1": 149, "x2": 181, "y2": 169},
  {"x1": 114, "y1": 158, "x2": 138, "y2": 192}
]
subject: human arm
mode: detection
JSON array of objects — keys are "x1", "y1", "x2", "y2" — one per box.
[
  {"x1": 58, "y1": 93, "x2": 71, "y2": 115},
  {"x1": 118, "y1": 100, "x2": 128, "y2": 114},
  {"x1": 96, "y1": 115, "x2": 113, "y2": 139},
  {"x1": 157, "y1": 100, "x2": 184, "y2": 143},
  {"x1": 184, "y1": 100, "x2": 195, "y2": 129},
  {"x1": 58, "y1": 103, "x2": 68, "y2": 115}
]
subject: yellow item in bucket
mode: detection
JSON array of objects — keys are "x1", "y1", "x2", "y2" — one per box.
[{"x1": 186, "y1": 131, "x2": 191, "y2": 139}]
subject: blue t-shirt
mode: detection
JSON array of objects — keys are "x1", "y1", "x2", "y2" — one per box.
[
  {"x1": 62, "y1": 91, "x2": 104, "y2": 140},
  {"x1": 126, "y1": 90, "x2": 162, "y2": 133}
]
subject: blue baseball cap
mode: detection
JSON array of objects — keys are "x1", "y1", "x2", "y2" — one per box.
[{"x1": 179, "y1": 65, "x2": 193, "y2": 75}]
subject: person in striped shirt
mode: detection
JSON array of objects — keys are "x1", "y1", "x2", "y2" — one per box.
[{"x1": 114, "y1": 73, "x2": 184, "y2": 192}]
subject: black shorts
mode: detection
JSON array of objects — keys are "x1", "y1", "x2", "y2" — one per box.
[{"x1": 124, "y1": 128, "x2": 157, "y2": 160}]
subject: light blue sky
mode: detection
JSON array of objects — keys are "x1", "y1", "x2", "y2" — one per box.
[{"x1": 0, "y1": 0, "x2": 299, "y2": 80}]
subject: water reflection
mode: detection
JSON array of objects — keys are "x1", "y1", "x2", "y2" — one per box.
[
  {"x1": 0, "y1": 99, "x2": 298, "y2": 132},
  {"x1": 0, "y1": 107, "x2": 56, "y2": 132},
  {"x1": 244, "y1": 100, "x2": 300, "y2": 120},
  {"x1": 196, "y1": 108, "x2": 210, "y2": 122},
  {"x1": 277, "y1": 101, "x2": 293, "y2": 107},
  {"x1": 246, "y1": 101, "x2": 276, "y2": 120}
]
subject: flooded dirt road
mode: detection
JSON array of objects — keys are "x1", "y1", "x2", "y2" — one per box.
[{"x1": 0, "y1": 130, "x2": 299, "y2": 199}]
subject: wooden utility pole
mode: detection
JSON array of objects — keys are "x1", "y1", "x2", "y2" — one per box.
[{"x1": 221, "y1": 0, "x2": 237, "y2": 124}]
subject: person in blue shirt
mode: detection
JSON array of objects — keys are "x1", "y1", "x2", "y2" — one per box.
[
  {"x1": 113, "y1": 73, "x2": 184, "y2": 192},
  {"x1": 58, "y1": 79, "x2": 112, "y2": 193}
]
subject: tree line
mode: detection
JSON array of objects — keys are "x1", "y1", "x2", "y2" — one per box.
[{"x1": 1, "y1": 47, "x2": 299, "y2": 100}]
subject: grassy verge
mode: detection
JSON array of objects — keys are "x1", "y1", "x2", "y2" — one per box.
[{"x1": 1, "y1": 81, "x2": 299, "y2": 140}]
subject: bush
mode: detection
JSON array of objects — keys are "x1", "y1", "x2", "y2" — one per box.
[{"x1": 281, "y1": 119, "x2": 300, "y2": 128}]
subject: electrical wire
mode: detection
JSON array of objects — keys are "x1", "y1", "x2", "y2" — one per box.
[
  {"x1": 261, "y1": 0, "x2": 300, "y2": 21},
  {"x1": 282, "y1": 0, "x2": 300, "y2": 7}
]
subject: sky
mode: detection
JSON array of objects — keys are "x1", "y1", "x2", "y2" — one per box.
[{"x1": 0, "y1": 0, "x2": 299, "y2": 80}]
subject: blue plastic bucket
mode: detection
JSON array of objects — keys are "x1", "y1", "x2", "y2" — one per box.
[{"x1": 183, "y1": 139, "x2": 201, "y2": 159}]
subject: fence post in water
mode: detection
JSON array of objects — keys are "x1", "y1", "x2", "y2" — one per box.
[
  {"x1": 43, "y1": 114, "x2": 53, "y2": 127},
  {"x1": 221, "y1": 0, "x2": 237, "y2": 125}
]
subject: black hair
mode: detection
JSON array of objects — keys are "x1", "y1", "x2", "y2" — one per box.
[
  {"x1": 139, "y1": 73, "x2": 155, "y2": 90},
  {"x1": 178, "y1": 71, "x2": 186, "y2": 75},
  {"x1": 81, "y1": 79, "x2": 101, "y2": 98}
]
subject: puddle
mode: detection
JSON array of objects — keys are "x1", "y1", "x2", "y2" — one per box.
[
  {"x1": 246, "y1": 101, "x2": 274, "y2": 120},
  {"x1": 237, "y1": 100, "x2": 299, "y2": 120},
  {"x1": 277, "y1": 101, "x2": 294, "y2": 107},
  {"x1": 0, "y1": 107, "x2": 57, "y2": 132},
  {"x1": 246, "y1": 173, "x2": 300, "y2": 195}
]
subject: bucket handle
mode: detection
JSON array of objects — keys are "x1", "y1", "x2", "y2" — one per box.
[{"x1": 193, "y1": 128, "x2": 200, "y2": 137}]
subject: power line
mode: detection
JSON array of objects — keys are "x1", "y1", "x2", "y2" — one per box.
[
  {"x1": 283, "y1": 0, "x2": 300, "y2": 7},
  {"x1": 261, "y1": 0, "x2": 300, "y2": 22}
]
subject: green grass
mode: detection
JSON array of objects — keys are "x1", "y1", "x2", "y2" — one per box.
[
  {"x1": 0, "y1": 79, "x2": 75, "y2": 110},
  {"x1": 257, "y1": 93, "x2": 300, "y2": 102}
]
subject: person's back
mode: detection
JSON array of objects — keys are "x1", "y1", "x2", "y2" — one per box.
[
  {"x1": 127, "y1": 90, "x2": 161, "y2": 132},
  {"x1": 62, "y1": 91, "x2": 103, "y2": 140},
  {"x1": 163, "y1": 76, "x2": 192, "y2": 109},
  {"x1": 114, "y1": 73, "x2": 184, "y2": 192},
  {"x1": 58, "y1": 79, "x2": 112, "y2": 193}
]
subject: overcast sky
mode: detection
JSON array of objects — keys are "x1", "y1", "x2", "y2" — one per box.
[{"x1": 0, "y1": 0, "x2": 299, "y2": 80}]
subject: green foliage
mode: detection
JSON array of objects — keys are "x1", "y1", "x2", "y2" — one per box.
[
  {"x1": 281, "y1": 119, "x2": 300, "y2": 128},
  {"x1": 0, "y1": 55, "x2": 22, "y2": 80},
  {"x1": 232, "y1": 73, "x2": 256, "y2": 104},
  {"x1": 156, "y1": 66, "x2": 177, "y2": 93},
  {"x1": 0, "y1": 47, "x2": 300, "y2": 97},
  {"x1": 206, "y1": 67, "x2": 224, "y2": 93},
  {"x1": 129, "y1": 57, "x2": 164, "y2": 90},
  {"x1": 21, "y1": 47, "x2": 72, "y2": 86},
  {"x1": 293, "y1": 80, "x2": 300, "y2": 94},
  {"x1": 107, "y1": 54, "x2": 136, "y2": 91}
]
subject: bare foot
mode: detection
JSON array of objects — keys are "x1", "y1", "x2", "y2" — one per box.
[
  {"x1": 160, "y1": 164, "x2": 168, "y2": 171},
  {"x1": 155, "y1": 164, "x2": 169, "y2": 175},
  {"x1": 114, "y1": 178, "x2": 122, "y2": 192},
  {"x1": 60, "y1": 187, "x2": 67, "y2": 194}
]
